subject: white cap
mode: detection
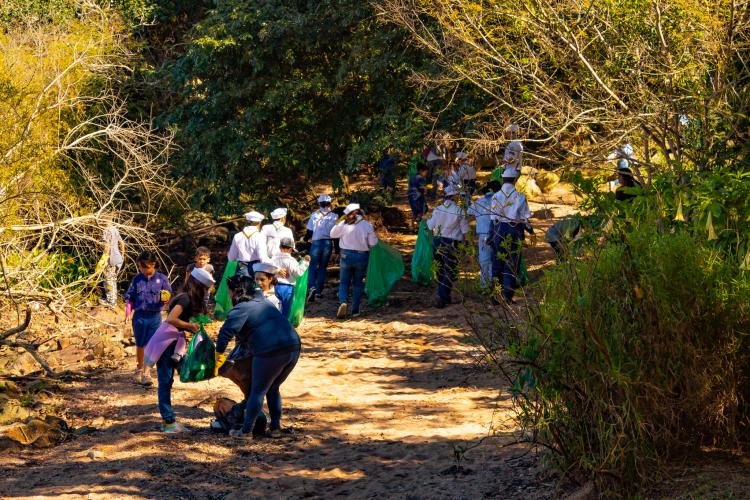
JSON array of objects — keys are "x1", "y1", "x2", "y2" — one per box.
[
  {"x1": 444, "y1": 186, "x2": 459, "y2": 196},
  {"x1": 317, "y1": 194, "x2": 332, "y2": 203},
  {"x1": 244, "y1": 211, "x2": 264, "y2": 223},
  {"x1": 617, "y1": 159, "x2": 631, "y2": 171},
  {"x1": 502, "y1": 166, "x2": 520, "y2": 178},
  {"x1": 621, "y1": 143, "x2": 634, "y2": 157},
  {"x1": 343, "y1": 203, "x2": 361, "y2": 215},
  {"x1": 270, "y1": 208, "x2": 287, "y2": 220},
  {"x1": 190, "y1": 267, "x2": 216, "y2": 287},
  {"x1": 455, "y1": 152, "x2": 468, "y2": 160},
  {"x1": 252, "y1": 262, "x2": 279, "y2": 275},
  {"x1": 506, "y1": 123, "x2": 520, "y2": 134},
  {"x1": 506, "y1": 141, "x2": 523, "y2": 153}
]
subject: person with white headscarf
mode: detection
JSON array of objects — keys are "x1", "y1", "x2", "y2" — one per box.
[
  {"x1": 262, "y1": 207, "x2": 295, "y2": 257},
  {"x1": 305, "y1": 194, "x2": 338, "y2": 301},
  {"x1": 227, "y1": 211, "x2": 271, "y2": 278},
  {"x1": 490, "y1": 166, "x2": 533, "y2": 304},
  {"x1": 329, "y1": 203, "x2": 378, "y2": 319}
]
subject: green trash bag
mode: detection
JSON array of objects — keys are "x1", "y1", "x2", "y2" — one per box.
[
  {"x1": 411, "y1": 221, "x2": 434, "y2": 286},
  {"x1": 518, "y1": 253, "x2": 529, "y2": 287},
  {"x1": 213, "y1": 261, "x2": 238, "y2": 320},
  {"x1": 288, "y1": 265, "x2": 309, "y2": 327},
  {"x1": 179, "y1": 328, "x2": 215, "y2": 383},
  {"x1": 365, "y1": 241, "x2": 404, "y2": 308},
  {"x1": 491, "y1": 167, "x2": 502, "y2": 182}
]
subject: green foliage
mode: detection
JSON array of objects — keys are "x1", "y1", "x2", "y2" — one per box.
[
  {"x1": 510, "y1": 224, "x2": 750, "y2": 494},
  {"x1": 150, "y1": 0, "x2": 431, "y2": 213}
]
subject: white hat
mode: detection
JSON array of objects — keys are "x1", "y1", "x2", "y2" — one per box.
[
  {"x1": 616, "y1": 159, "x2": 631, "y2": 172},
  {"x1": 190, "y1": 267, "x2": 216, "y2": 287},
  {"x1": 271, "y1": 208, "x2": 288, "y2": 220},
  {"x1": 502, "y1": 166, "x2": 520, "y2": 178},
  {"x1": 244, "y1": 211, "x2": 264, "y2": 223},
  {"x1": 343, "y1": 203, "x2": 361, "y2": 215},
  {"x1": 620, "y1": 143, "x2": 634, "y2": 157},
  {"x1": 252, "y1": 262, "x2": 279, "y2": 275},
  {"x1": 506, "y1": 141, "x2": 523, "y2": 153},
  {"x1": 317, "y1": 194, "x2": 332, "y2": 203},
  {"x1": 455, "y1": 152, "x2": 468, "y2": 160},
  {"x1": 444, "y1": 186, "x2": 459, "y2": 196}
]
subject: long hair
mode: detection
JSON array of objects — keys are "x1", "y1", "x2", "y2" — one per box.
[
  {"x1": 227, "y1": 275, "x2": 256, "y2": 304},
  {"x1": 181, "y1": 276, "x2": 208, "y2": 315}
]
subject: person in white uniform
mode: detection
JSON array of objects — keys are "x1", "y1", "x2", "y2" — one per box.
[
  {"x1": 305, "y1": 194, "x2": 339, "y2": 301},
  {"x1": 456, "y1": 152, "x2": 477, "y2": 195},
  {"x1": 426, "y1": 186, "x2": 469, "y2": 308},
  {"x1": 262, "y1": 207, "x2": 295, "y2": 257},
  {"x1": 330, "y1": 203, "x2": 378, "y2": 319},
  {"x1": 468, "y1": 181, "x2": 501, "y2": 288},
  {"x1": 272, "y1": 237, "x2": 310, "y2": 320},
  {"x1": 227, "y1": 211, "x2": 271, "y2": 279},
  {"x1": 490, "y1": 167, "x2": 533, "y2": 303}
]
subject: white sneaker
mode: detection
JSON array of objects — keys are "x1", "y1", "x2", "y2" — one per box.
[{"x1": 337, "y1": 303, "x2": 347, "y2": 319}]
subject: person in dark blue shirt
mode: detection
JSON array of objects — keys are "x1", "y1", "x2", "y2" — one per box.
[
  {"x1": 214, "y1": 275, "x2": 301, "y2": 439},
  {"x1": 407, "y1": 163, "x2": 429, "y2": 223},
  {"x1": 377, "y1": 146, "x2": 397, "y2": 193}
]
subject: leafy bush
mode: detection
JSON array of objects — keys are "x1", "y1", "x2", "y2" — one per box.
[{"x1": 507, "y1": 226, "x2": 750, "y2": 494}]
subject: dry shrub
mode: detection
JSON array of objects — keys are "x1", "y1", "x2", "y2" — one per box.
[{"x1": 506, "y1": 227, "x2": 750, "y2": 494}]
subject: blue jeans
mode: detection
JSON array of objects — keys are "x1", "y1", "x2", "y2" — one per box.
[
  {"x1": 243, "y1": 350, "x2": 300, "y2": 433},
  {"x1": 156, "y1": 340, "x2": 178, "y2": 424},
  {"x1": 338, "y1": 249, "x2": 369, "y2": 313},
  {"x1": 275, "y1": 283, "x2": 294, "y2": 319},
  {"x1": 308, "y1": 239, "x2": 333, "y2": 293},
  {"x1": 491, "y1": 222, "x2": 524, "y2": 302},
  {"x1": 132, "y1": 310, "x2": 162, "y2": 347},
  {"x1": 433, "y1": 237, "x2": 459, "y2": 302},
  {"x1": 477, "y1": 233, "x2": 493, "y2": 288},
  {"x1": 408, "y1": 194, "x2": 427, "y2": 220}
]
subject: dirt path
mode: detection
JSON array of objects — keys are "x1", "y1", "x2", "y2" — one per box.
[{"x1": 1, "y1": 175, "x2": 576, "y2": 499}]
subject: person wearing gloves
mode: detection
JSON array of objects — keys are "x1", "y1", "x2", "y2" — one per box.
[
  {"x1": 227, "y1": 211, "x2": 271, "y2": 279},
  {"x1": 214, "y1": 275, "x2": 302, "y2": 439},
  {"x1": 468, "y1": 181, "x2": 501, "y2": 288},
  {"x1": 262, "y1": 207, "x2": 295, "y2": 257},
  {"x1": 329, "y1": 203, "x2": 378, "y2": 319},
  {"x1": 305, "y1": 194, "x2": 338, "y2": 301},
  {"x1": 490, "y1": 166, "x2": 533, "y2": 304},
  {"x1": 426, "y1": 186, "x2": 470, "y2": 308},
  {"x1": 273, "y1": 238, "x2": 310, "y2": 319},
  {"x1": 156, "y1": 267, "x2": 215, "y2": 433}
]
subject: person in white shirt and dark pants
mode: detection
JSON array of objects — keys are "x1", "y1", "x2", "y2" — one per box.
[
  {"x1": 468, "y1": 181, "x2": 501, "y2": 289},
  {"x1": 262, "y1": 207, "x2": 295, "y2": 258},
  {"x1": 330, "y1": 203, "x2": 378, "y2": 319},
  {"x1": 227, "y1": 211, "x2": 271, "y2": 279},
  {"x1": 305, "y1": 195, "x2": 339, "y2": 301},
  {"x1": 426, "y1": 186, "x2": 469, "y2": 308},
  {"x1": 490, "y1": 167, "x2": 533, "y2": 303}
]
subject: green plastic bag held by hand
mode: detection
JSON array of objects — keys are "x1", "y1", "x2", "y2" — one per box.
[
  {"x1": 214, "y1": 261, "x2": 238, "y2": 320},
  {"x1": 411, "y1": 221, "x2": 434, "y2": 286},
  {"x1": 179, "y1": 327, "x2": 216, "y2": 383},
  {"x1": 365, "y1": 241, "x2": 404, "y2": 308},
  {"x1": 289, "y1": 265, "x2": 309, "y2": 327}
]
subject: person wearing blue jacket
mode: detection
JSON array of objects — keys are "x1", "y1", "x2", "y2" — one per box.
[{"x1": 214, "y1": 275, "x2": 301, "y2": 439}]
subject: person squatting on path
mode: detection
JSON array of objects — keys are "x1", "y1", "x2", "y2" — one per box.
[
  {"x1": 214, "y1": 275, "x2": 302, "y2": 439},
  {"x1": 468, "y1": 181, "x2": 501, "y2": 289},
  {"x1": 272, "y1": 238, "x2": 310, "y2": 319},
  {"x1": 262, "y1": 207, "x2": 295, "y2": 258},
  {"x1": 305, "y1": 194, "x2": 338, "y2": 302},
  {"x1": 124, "y1": 251, "x2": 172, "y2": 386},
  {"x1": 407, "y1": 163, "x2": 429, "y2": 223},
  {"x1": 427, "y1": 186, "x2": 469, "y2": 309},
  {"x1": 101, "y1": 222, "x2": 125, "y2": 307},
  {"x1": 227, "y1": 211, "x2": 270, "y2": 279},
  {"x1": 155, "y1": 267, "x2": 215, "y2": 433},
  {"x1": 329, "y1": 203, "x2": 378, "y2": 319},
  {"x1": 490, "y1": 166, "x2": 533, "y2": 304}
]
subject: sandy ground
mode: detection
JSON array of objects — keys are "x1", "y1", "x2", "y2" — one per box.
[{"x1": 0, "y1": 176, "x2": 576, "y2": 499}]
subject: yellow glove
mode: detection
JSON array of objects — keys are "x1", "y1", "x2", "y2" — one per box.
[
  {"x1": 214, "y1": 352, "x2": 227, "y2": 377},
  {"x1": 95, "y1": 253, "x2": 108, "y2": 274}
]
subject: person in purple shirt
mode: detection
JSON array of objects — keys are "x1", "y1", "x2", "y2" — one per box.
[{"x1": 124, "y1": 251, "x2": 172, "y2": 386}]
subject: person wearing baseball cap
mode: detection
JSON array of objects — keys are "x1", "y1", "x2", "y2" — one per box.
[
  {"x1": 490, "y1": 165, "x2": 533, "y2": 304},
  {"x1": 262, "y1": 207, "x2": 295, "y2": 258},
  {"x1": 304, "y1": 194, "x2": 338, "y2": 301},
  {"x1": 272, "y1": 237, "x2": 310, "y2": 320},
  {"x1": 426, "y1": 185, "x2": 469, "y2": 308},
  {"x1": 329, "y1": 203, "x2": 378, "y2": 318},
  {"x1": 156, "y1": 266, "x2": 215, "y2": 433},
  {"x1": 227, "y1": 210, "x2": 271, "y2": 279}
]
